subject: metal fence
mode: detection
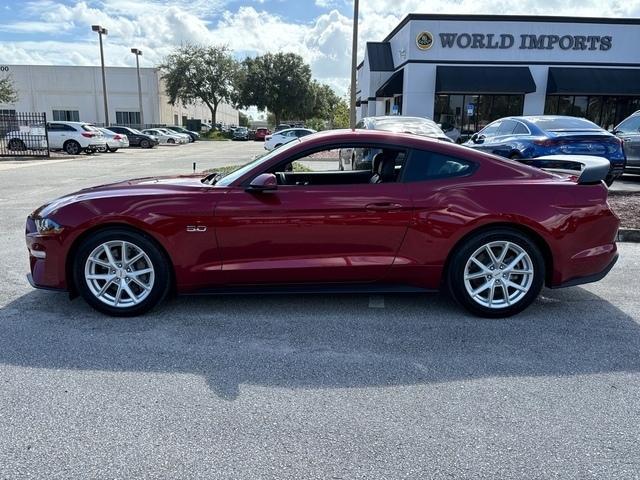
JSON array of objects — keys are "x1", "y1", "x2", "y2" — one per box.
[{"x1": 0, "y1": 112, "x2": 49, "y2": 157}]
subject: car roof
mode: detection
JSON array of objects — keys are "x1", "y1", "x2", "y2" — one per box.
[{"x1": 277, "y1": 128, "x2": 314, "y2": 134}]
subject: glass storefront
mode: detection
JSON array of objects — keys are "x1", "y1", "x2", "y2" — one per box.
[
  {"x1": 434, "y1": 94, "x2": 524, "y2": 142},
  {"x1": 544, "y1": 95, "x2": 640, "y2": 130}
]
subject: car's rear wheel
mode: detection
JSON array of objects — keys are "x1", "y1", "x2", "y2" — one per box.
[
  {"x1": 167, "y1": 138, "x2": 175, "y2": 144},
  {"x1": 109, "y1": 148, "x2": 118, "y2": 153},
  {"x1": 509, "y1": 152, "x2": 522, "y2": 160},
  {"x1": 8, "y1": 138, "x2": 25, "y2": 150},
  {"x1": 140, "y1": 139, "x2": 150, "y2": 149},
  {"x1": 64, "y1": 140, "x2": 81, "y2": 155},
  {"x1": 447, "y1": 229, "x2": 545, "y2": 318},
  {"x1": 73, "y1": 229, "x2": 171, "y2": 316}
]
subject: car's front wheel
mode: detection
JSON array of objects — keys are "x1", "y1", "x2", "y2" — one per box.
[
  {"x1": 140, "y1": 139, "x2": 150, "y2": 149},
  {"x1": 73, "y1": 229, "x2": 171, "y2": 316},
  {"x1": 447, "y1": 229, "x2": 545, "y2": 318}
]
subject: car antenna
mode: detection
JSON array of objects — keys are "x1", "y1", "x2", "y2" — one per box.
[{"x1": 193, "y1": 162, "x2": 196, "y2": 173}]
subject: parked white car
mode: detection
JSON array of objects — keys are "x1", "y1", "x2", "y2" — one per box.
[
  {"x1": 264, "y1": 128, "x2": 316, "y2": 151},
  {"x1": 157, "y1": 127, "x2": 191, "y2": 143},
  {"x1": 97, "y1": 127, "x2": 129, "y2": 152},
  {"x1": 5, "y1": 125, "x2": 48, "y2": 151},
  {"x1": 6, "y1": 121, "x2": 106, "y2": 154},
  {"x1": 141, "y1": 128, "x2": 186, "y2": 145}
]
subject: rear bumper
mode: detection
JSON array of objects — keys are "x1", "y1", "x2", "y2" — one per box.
[{"x1": 552, "y1": 252, "x2": 618, "y2": 288}]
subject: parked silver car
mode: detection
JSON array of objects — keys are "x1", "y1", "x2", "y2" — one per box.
[{"x1": 613, "y1": 110, "x2": 640, "y2": 174}]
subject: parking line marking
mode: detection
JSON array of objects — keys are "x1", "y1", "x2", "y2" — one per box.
[{"x1": 369, "y1": 295, "x2": 385, "y2": 308}]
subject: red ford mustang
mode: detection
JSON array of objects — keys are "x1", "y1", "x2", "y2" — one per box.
[{"x1": 26, "y1": 130, "x2": 619, "y2": 318}]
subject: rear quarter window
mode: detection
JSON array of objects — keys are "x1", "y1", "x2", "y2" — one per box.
[{"x1": 403, "y1": 150, "x2": 475, "y2": 182}]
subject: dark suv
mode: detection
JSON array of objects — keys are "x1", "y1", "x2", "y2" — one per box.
[
  {"x1": 107, "y1": 126, "x2": 159, "y2": 149},
  {"x1": 613, "y1": 111, "x2": 640, "y2": 174}
]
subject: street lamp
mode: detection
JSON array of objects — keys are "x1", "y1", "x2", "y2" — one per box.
[
  {"x1": 131, "y1": 48, "x2": 144, "y2": 127},
  {"x1": 92, "y1": 25, "x2": 109, "y2": 125},
  {"x1": 349, "y1": 0, "x2": 359, "y2": 129}
]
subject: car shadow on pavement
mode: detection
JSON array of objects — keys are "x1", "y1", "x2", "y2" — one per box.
[{"x1": 1, "y1": 287, "x2": 638, "y2": 400}]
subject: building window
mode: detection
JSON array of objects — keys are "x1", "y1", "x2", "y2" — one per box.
[
  {"x1": 393, "y1": 95, "x2": 403, "y2": 115},
  {"x1": 384, "y1": 99, "x2": 391, "y2": 115},
  {"x1": 544, "y1": 95, "x2": 640, "y2": 130},
  {"x1": 434, "y1": 94, "x2": 524, "y2": 140},
  {"x1": 116, "y1": 111, "x2": 141, "y2": 126},
  {"x1": 0, "y1": 109, "x2": 16, "y2": 116},
  {"x1": 52, "y1": 110, "x2": 80, "y2": 122}
]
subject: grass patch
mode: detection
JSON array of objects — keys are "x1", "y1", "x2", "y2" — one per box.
[{"x1": 201, "y1": 131, "x2": 231, "y2": 141}]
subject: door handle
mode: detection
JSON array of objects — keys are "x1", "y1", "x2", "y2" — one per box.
[{"x1": 365, "y1": 202, "x2": 403, "y2": 211}]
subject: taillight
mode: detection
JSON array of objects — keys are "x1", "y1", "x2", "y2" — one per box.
[
  {"x1": 113, "y1": 134, "x2": 122, "y2": 140},
  {"x1": 533, "y1": 138, "x2": 559, "y2": 147},
  {"x1": 81, "y1": 132, "x2": 94, "y2": 138}
]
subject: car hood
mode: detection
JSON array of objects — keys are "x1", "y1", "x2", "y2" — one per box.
[{"x1": 34, "y1": 175, "x2": 211, "y2": 218}]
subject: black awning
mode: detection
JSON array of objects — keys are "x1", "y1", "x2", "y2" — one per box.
[
  {"x1": 435, "y1": 66, "x2": 536, "y2": 94},
  {"x1": 375, "y1": 69, "x2": 404, "y2": 97},
  {"x1": 547, "y1": 67, "x2": 640, "y2": 95}
]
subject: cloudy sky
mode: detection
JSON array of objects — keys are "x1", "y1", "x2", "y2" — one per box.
[{"x1": 1, "y1": 0, "x2": 640, "y2": 95}]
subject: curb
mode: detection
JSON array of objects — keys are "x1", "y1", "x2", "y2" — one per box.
[{"x1": 618, "y1": 229, "x2": 640, "y2": 243}]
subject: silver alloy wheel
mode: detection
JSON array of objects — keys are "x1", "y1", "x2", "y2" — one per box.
[
  {"x1": 84, "y1": 240, "x2": 155, "y2": 308},
  {"x1": 463, "y1": 241, "x2": 534, "y2": 309}
]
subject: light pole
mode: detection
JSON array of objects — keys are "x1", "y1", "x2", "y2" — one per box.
[
  {"x1": 349, "y1": 0, "x2": 359, "y2": 129},
  {"x1": 92, "y1": 25, "x2": 109, "y2": 125},
  {"x1": 131, "y1": 48, "x2": 144, "y2": 127}
]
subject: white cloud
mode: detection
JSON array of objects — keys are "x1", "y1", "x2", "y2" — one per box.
[{"x1": 3, "y1": 0, "x2": 640, "y2": 97}]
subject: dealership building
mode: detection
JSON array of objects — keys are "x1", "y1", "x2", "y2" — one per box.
[
  {"x1": 357, "y1": 14, "x2": 640, "y2": 135},
  {"x1": 0, "y1": 64, "x2": 239, "y2": 127}
]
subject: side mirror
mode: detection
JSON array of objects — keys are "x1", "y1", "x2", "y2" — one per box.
[{"x1": 247, "y1": 173, "x2": 278, "y2": 192}]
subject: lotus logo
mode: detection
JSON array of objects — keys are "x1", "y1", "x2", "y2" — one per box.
[{"x1": 416, "y1": 31, "x2": 434, "y2": 51}]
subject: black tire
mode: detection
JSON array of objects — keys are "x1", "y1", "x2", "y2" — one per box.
[
  {"x1": 604, "y1": 174, "x2": 615, "y2": 187},
  {"x1": 8, "y1": 138, "x2": 25, "y2": 151},
  {"x1": 447, "y1": 228, "x2": 545, "y2": 318},
  {"x1": 73, "y1": 228, "x2": 172, "y2": 317},
  {"x1": 109, "y1": 148, "x2": 118, "y2": 153},
  {"x1": 274, "y1": 143, "x2": 282, "y2": 149},
  {"x1": 509, "y1": 152, "x2": 522, "y2": 160},
  {"x1": 167, "y1": 138, "x2": 175, "y2": 144},
  {"x1": 140, "y1": 139, "x2": 150, "y2": 149},
  {"x1": 64, "y1": 140, "x2": 81, "y2": 155}
]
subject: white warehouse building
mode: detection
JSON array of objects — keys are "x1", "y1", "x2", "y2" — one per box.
[{"x1": 0, "y1": 64, "x2": 239, "y2": 127}]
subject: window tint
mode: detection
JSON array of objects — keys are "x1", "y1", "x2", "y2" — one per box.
[
  {"x1": 529, "y1": 116, "x2": 601, "y2": 131},
  {"x1": 617, "y1": 115, "x2": 640, "y2": 134},
  {"x1": 404, "y1": 150, "x2": 474, "y2": 182},
  {"x1": 497, "y1": 120, "x2": 518, "y2": 135},
  {"x1": 296, "y1": 130, "x2": 312, "y2": 138},
  {"x1": 48, "y1": 123, "x2": 75, "y2": 131},
  {"x1": 480, "y1": 121, "x2": 501, "y2": 137},
  {"x1": 513, "y1": 122, "x2": 529, "y2": 134}
]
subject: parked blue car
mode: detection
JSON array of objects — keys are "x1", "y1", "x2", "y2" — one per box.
[{"x1": 465, "y1": 116, "x2": 626, "y2": 185}]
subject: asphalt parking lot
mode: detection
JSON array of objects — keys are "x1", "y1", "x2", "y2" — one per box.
[{"x1": 1, "y1": 141, "x2": 640, "y2": 478}]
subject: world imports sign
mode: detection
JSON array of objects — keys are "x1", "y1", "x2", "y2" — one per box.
[{"x1": 429, "y1": 32, "x2": 613, "y2": 51}]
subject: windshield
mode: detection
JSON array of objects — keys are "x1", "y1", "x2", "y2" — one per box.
[
  {"x1": 215, "y1": 140, "x2": 301, "y2": 186},
  {"x1": 528, "y1": 117, "x2": 601, "y2": 131},
  {"x1": 129, "y1": 128, "x2": 142, "y2": 134}
]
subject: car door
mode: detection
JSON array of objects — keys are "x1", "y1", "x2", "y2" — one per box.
[
  {"x1": 615, "y1": 114, "x2": 640, "y2": 167},
  {"x1": 46, "y1": 123, "x2": 65, "y2": 149},
  {"x1": 469, "y1": 121, "x2": 501, "y2": 152},
  {"x1": 486, "y1": 119, "x2": 519, "y2": 157},
  {"x1": 213, "y1": 144, "x2": 414, "y2": 285}
]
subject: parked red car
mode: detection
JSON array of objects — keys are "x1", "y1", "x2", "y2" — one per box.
[
  {"x1": 254, "y1": 127, "x2": 271, "y2": 141},
  {"x1": 26, "y1": 130, "x2": 619, "y2": 318}
]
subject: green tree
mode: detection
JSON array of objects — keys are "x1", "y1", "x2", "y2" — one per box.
[
  {"x1": 330, "y1": 98, "x2": 350, "y2": 129},
  {"x1": 161, "y1": 44, "x2": 238, "y2": 126},
  {"x1": 238, "y1": 111, "x2": 250, "y2": 127},
  {"x1": 0, "y1": 75, "x2": 18, "y2": 104},
  {"x1": 237, "y1": 53, "x2": 313, "y2": 125}
]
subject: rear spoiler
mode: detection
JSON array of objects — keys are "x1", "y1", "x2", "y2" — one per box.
[{"x1": 519, "y1": 155, "x2": 610, "y2": 185}]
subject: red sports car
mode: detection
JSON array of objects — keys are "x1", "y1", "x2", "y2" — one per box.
[{"x1": 26, "y1": 130, "x2": 619, "y2": 318}]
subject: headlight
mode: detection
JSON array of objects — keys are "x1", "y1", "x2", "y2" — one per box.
[{"x1": 34, "y1": 217, "x2": 63, "y2": 235}]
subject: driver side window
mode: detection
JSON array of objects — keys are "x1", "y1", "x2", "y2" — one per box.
[{"x1": 272, "y1": 146, "x2": 406, "y2": 186}]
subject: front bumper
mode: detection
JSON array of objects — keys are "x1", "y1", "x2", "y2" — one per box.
[{"x1": 26, "y1": 216, "x2": 68, "y2": 290}]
